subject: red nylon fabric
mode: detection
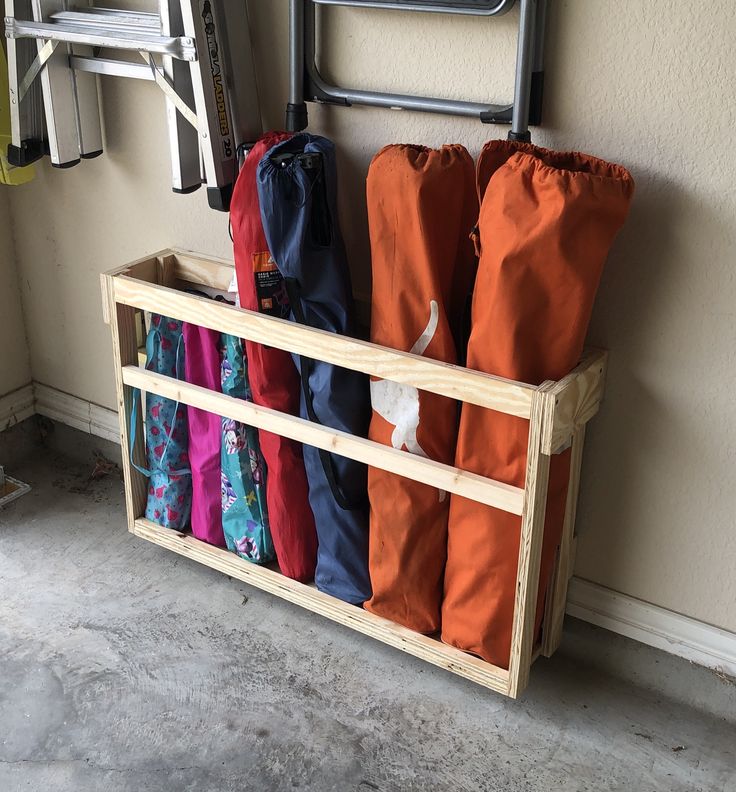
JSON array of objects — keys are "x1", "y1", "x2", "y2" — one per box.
[{"x1": 230, "y1": 133, "x2": 318, "y2": 582}]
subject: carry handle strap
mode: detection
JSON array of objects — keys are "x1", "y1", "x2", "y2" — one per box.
[
  {"x1": 129, "y1": 328, "x2": 190, "y2": 478},
  {"x1": 285, "y1": 278, "x2": 366, "y2": 512},
  {"x1": 129, "y1": 387, "x2": 149, "y2": 477}
]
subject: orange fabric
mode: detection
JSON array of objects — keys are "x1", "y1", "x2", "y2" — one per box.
[
  {"x1": 442, "y1": 140, "x2": 635, "y2": 667},
  {"x1": 365, "y1": 144, "x2": 477, "y2": 633}
]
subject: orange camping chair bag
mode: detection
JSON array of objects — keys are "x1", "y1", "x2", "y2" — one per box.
[{"x1": 442, "y1": 140, "x2": 635, "y2": 668}]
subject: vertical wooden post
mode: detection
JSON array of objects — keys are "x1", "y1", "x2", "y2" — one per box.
[
  {"x1": 102, "y1": 274, "x2": 147, "y2": 532},
  {"x1": 541, "y1": 425, "x2": 587, "y2": 657},
  {"x1": 507, "y1": 382, "x2": 555, "y2": 698}
]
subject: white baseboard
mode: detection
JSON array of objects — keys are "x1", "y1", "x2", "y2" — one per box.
[
  {"x1": 33, "y1": 382, "x2": 120, "y2": 445},
  {"x1": 4, "y1": 382, "x2": 736, "y2": 678},
  {"x1": 0, "y1": 383, "x2": 35, "y2": 432},
  {"x1": 567, "y1": 577, "x2": 736, "y2": 678}
]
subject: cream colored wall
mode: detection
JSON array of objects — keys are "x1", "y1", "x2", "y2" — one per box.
[
  {"x1": 0, "y1": 187, "x2": 31, "y2": 396},
  {"x1": 5, "y1": 1, "x2": 736, "y2": 631}
]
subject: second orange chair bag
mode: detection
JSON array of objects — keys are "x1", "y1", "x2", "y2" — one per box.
[{"x1": 442, "y1": 140, "x2": 635, "y2": 668}]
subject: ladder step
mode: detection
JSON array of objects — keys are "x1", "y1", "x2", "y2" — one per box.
[
  {"x1": 49, "y1": 10, "x2": 160, "y2": 34},
  {"x1": 63, "y1": 7, "x2": 161, "y2": 24},
  {"x1": 7, "y1": 18, "x2": 196, "y2": 60}
]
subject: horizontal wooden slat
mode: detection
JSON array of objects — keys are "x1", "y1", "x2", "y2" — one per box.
[
  {"x1": 113, "y1": 275, "x2": 534, "y2": 417},
  {"x1": 133, "y1": 518, "x2": 511, "y2": 694},
  {"x1": 169, "y1": 250, "x2": 236, "y2": 291},
  {"x1": 122, "y1": 366, "x2": 526, "y2": 514}
]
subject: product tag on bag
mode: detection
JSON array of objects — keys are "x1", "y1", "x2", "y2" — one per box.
[
  {"x1": 252, "y1": 252, "x2": 290, "y2": 319},
  {"x1": 228, "y1": 271, "x2": 240, "y2": 308}
]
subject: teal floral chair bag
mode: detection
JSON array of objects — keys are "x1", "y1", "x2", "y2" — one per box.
[
  {"x1": 131, "y1": 314, "x2": 192, "y2": 530},
  {"x1": 220, "y1": 334, "x2": 274, "y2": 564}
]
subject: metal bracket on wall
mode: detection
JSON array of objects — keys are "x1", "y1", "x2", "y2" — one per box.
[{"x1": 286, "y1": 0, "x2": 547, "y2": 141}]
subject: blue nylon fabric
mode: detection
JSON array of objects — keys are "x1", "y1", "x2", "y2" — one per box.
[{"x1": 257, "y1": 133, "x2": 372, "y2": 605}]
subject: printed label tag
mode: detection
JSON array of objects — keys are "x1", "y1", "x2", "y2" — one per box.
[{"x1": 253, "y1": 252, "x2": 290, "y2": 319}]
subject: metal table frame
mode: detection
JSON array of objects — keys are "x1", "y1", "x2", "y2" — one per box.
[{"x1": 287, "y1": 0, "x2": 547, "y2": 140}]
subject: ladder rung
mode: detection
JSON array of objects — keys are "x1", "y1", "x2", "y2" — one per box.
[
  {"x1": 69, "y1": 55, "x2": 155, "y2": 81},
  {"x1": 6, "y1": 18, "x2": 197, "y2": 61}
]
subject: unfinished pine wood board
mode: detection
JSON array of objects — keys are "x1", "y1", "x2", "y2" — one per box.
[
  {"x1": 507, "y1": 383, "x2": 555, "y2": 698},
  {"x1": 100, "y1": 251, "x2": 191, "y2": 326},
  {"x1": 103, "y1": 278, "x2": 147, "y2": 531},
  {"x1": 113, "y1": 276, "x2": 535, "y2": 417},
  {"x1": 544, "y1": 350, "x2": 608, "y2": 454},
  {"x1": 122, "y1": 366, "x2": 525, "y2": 515},
  {"x1": 100, "y1": 254, "x2": 162, "y2": 324},
  {"x1": 105, "y1": 251, "x2": 611, "y2": 699},
  {"x1": 107, "y1": 250, "x2": 171, "y2": 279},
  {"x1": 541, "y1": 426, "x2": 586, "y2": 658},
  {"x1": 133, "y1": 518, "x2": 511, "y2": 694},
  {"x1": 169, "y1": 250, "x2": 237, "y2": 291}
]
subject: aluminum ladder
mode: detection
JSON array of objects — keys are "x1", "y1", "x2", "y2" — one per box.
[{"x1": 4, "y1": 1, "x2": 262, "y2": 210}]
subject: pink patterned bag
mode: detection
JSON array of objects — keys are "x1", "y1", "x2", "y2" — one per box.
[{"x1": 183, "y1": 322, "x2": 225, "y2": 546}]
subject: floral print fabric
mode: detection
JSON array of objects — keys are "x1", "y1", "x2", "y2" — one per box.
[
  {"x1": 144, "y1": 315, "x2": 191, "y2": 530},
  {"x1": 220, "y1": 333, "x2": 274, "y2": 564}
]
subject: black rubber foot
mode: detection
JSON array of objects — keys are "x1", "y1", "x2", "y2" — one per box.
[
  {"x1": 81, "y1": 149, "x2": 104, "y2": 160},
  {"x1": 508, "y1": 130, "x2": 532, "y2": 143},
  {"x1": 51, "y1": 159, "x2": 82, "y2": 170},
  {"x1": 51, "y1": 159, "x2": 82, "y2": 169},
  {"x1": 172, "y1": 183, "x2": 202, "y2": 195},
  {"x1": 285, "y1": 102, "x2": 309, "y2": 133},
  {"x1": 207, "y1": 183, "x2": 233, "y2": 212},
  {"x1": 7, "y1": 140, "x2": 45, "y2": 167}
]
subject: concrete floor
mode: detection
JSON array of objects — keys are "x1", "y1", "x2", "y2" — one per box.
[{"x1": 1, "y1": 421, "x2": 735, "y2": 792}]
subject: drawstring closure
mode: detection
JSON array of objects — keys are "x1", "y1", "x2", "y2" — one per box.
[
  {"x1": 470, "y1": 223, "x2": 481, "y2": 257},
  {"x1": 270, "y1": 150, "x2": 324, "y2": 209}
]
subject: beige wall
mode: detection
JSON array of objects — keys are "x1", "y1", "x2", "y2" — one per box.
[
  {"x1": 6, "y1": 1, "x2": 736, "y2": 631},
  {"x1": 0, "y1": 187, "x2": 31, "y2": 396}
]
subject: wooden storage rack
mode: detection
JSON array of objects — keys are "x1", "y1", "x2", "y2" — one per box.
[{"x1": 101, "y1": 249, "x2": 607, "y2": 699}]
